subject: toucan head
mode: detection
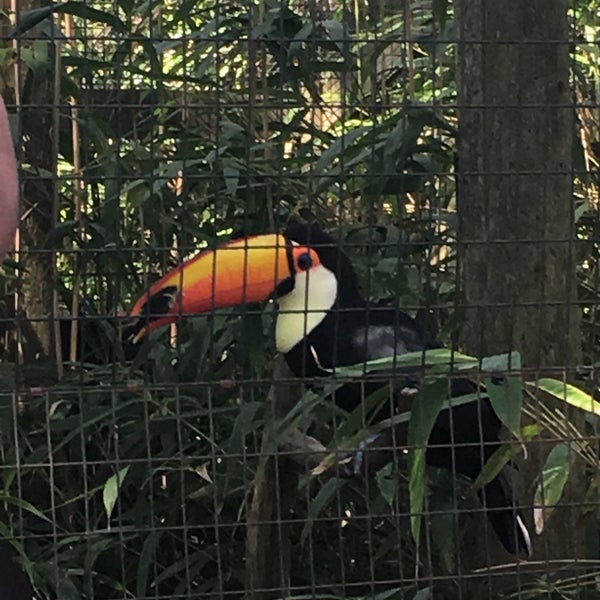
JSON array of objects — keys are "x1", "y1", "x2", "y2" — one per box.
[{"x1": 129, "y1": 222, "x2": 361, "y2": 349}]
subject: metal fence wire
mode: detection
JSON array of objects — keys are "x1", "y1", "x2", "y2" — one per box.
[{"x1": 0, "y1": 0, "x2": 598, "y2": 599}]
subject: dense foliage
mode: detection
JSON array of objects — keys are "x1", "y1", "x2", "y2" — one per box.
[{"x1": 0, "y1": 1, "x2": 598, "y2": 598}]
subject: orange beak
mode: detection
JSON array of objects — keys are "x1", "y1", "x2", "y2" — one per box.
[{"x1": 130, "y1": 233, "x2": 291, "y2": 342}]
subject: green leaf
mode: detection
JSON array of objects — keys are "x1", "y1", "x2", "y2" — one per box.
[
  {"x1": 481, "y1": 352, "x2": 522, "y2": 436},
  {"x1": 103, "y1": 466, "x2": 130, "y2": 525},
  {"x1": 330, "y1": 348, "x2": 478, "y2": 378},
  {"x1": 409, "y1": 449, "x2": 426, "y2": 550},
  {"x1": 533, "y1": 443, "x2": 571, "y2": 534},
  {"x1": 528, "y1": 378, "x2": 600, "y2": 415},
  {"x1": 13, "y1": 2, "x2": 127, "y2": 37},
  {"x1": 0, "y1": 494, "x2": 53, "y2": 524},
  {"x1": 407, "y1": 379, "x2": 448, "y2": 546},
  {"x1": 11, "y1": 6, "x2": 54, "y2": 36}
]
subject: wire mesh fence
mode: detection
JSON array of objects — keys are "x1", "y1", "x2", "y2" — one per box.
[{"x1": 0, "y1": 0, "x2": 598, "y2": 598}]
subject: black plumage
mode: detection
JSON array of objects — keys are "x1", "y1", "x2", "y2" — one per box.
[{"x1": 280, "y1": 222, "x2": 530, "y2": 556}]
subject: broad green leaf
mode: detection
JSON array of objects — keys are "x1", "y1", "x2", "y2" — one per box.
[
  {"x1": 533, "y1": 443, "x2": 571, "y2": 534},
  {"x1": 412, "y1": 589, "x2": 432, "y2": 600},
  {"x1": 528, "y1": 378, "x2": 600, "y2": 415},
  {"x1": 482, "y1": 352, "x2": 522, "y2": 436},
  {"x1": 407, "y1": 379, "x2": 448, "y2": 545},
  {"x1": 103, "y1": 466, "x2": 131, "y2": 525},
  {"x1": 330, "y1": 348, "x2": 478, "y2": 378}
]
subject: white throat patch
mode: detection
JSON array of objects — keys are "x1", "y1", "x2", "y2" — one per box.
[{"x1": 275, "y1": 264, "x2": 338, "y2": 353}]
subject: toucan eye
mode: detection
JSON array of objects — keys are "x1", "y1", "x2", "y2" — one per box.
[{"x1": 296, "y1": 252, "x2": 313, "y2": 271}]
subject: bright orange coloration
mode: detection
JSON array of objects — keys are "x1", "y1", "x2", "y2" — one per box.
[
  {"x1": 130, "y1": 233, "x2": 291, "y2": 341},
  {"x1": 290, "y1": 245, "x2": 321, "y2": 270}
]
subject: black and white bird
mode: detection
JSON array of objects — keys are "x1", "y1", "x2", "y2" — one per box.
[{"x1": 130, "y1": 221, "x2": 532, "y2": 557}]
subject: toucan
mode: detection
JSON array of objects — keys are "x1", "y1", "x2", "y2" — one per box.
[{"x1": 130, "y1": 222, "x2": 532, "y2": 557}]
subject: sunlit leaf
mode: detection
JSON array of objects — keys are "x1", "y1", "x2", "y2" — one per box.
[
  {"x1": 330, "y1": 348, "x2": 478, "y2": 378},
  {"x1": 527, "y1": 378, "x2": 600, "y2": 415},
  {"x1": 103, "y1": 466, "x2": 131, "y2": 525}
]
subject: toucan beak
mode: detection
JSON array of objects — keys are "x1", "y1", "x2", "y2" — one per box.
[{"x1": 130, "y1": 233, "x2": 291, "y2": 342}]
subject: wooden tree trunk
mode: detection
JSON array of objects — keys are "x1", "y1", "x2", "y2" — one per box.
[{"x1": 456, "y1": 0, "x2": 584, "y2": 574}]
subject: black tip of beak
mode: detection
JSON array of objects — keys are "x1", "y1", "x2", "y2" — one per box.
[{"x1": 130, "y1": 285, "x2": 178, "y2": 342}]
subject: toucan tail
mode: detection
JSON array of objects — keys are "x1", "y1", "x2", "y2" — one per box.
[{"x1": 479, "y1": 470, "x2": 532, "y2": 557}]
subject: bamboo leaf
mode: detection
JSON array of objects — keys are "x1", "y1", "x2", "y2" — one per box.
[
  {"x1": 330, "y1": 348, "x2": 478, "y2": 378},
  {"x1": 0, "y1": 494, "x2": 53, "y2": 524},
  {"x1": 103, "y1": 466, "x2": 131, "y2": 525},
  {"x1": 528, "y1": 378, "x2": 600, "y2": 415}
]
